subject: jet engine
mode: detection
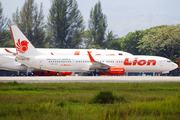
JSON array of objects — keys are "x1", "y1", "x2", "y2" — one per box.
[{"x1": 99, "y1": 67, "x2": 125, "y2": 75}]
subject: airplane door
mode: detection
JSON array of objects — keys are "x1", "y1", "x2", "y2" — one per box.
[
  {"x1": 39, "y1": 60, "x2": 43, "y2": 66},
  {"x1": 71, "y1": 59, "x2": 75, "y2": 66},
  {"x1": 160, "y1": 61, "x2": 163, "y2": 66}
]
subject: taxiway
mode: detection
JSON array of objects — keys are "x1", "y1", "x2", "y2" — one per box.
[{"x1": 0, "y1": 76, "x2": 180, "y2": 83}]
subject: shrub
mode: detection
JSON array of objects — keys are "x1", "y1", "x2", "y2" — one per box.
[
  {"x1": 11, "y1": 80, "x2": 19, "y2": 85},
  {"x1": 57, "y1": 101, "x2": 67, "y2": 107},
  {"x1": 89, "y1": 91, "x2": 125, "y2": 104}
]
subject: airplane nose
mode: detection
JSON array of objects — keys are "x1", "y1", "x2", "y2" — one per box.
[{"x1": 172, "y1": 62, "x2": 178, "y2": 70}]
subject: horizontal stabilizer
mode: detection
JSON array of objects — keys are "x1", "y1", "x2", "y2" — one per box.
[{"x1": 16, "y1": 55, "x2": 29, "y2": 60}]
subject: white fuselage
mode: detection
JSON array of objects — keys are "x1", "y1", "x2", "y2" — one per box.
[{"x1": 16, "y1": 54, "x2": 178, "y2": 73}]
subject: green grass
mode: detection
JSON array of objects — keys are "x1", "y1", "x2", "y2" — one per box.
[{"x1": 0, "y1": 81, "x2": 180, "y2": 119}]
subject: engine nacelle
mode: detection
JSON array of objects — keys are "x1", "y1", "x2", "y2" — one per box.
[
  {"x1": 99, "y1": 67, "x2": 125, "y2": 75},
  {"x1": 109, "y1": 67, "x2": 125, "y2": 75},
  {"x1": 59, "y1": 72, "x2": 72, "y2": 76}
]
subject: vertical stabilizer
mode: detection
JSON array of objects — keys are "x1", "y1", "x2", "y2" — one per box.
[{"x1": 10, "y1": 25, "x2": 42, "y2": 56}]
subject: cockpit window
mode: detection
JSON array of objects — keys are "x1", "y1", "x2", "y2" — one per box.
[
  {"x1": 119, "y1": 53, "x2": 123, "y2": 55},
  {"x1": 167, "y1": 60, "x2": 171, "y2": 63}
]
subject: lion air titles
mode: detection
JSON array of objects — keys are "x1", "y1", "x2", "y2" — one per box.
[
  {"x1": 124, "y1": 58, "x2": 156, "y2": 66},
  {"x1": 16, "y1": 39, "x2": 29, "y2": 53}
]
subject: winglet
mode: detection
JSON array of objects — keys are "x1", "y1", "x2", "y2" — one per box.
[
  {"x1": 5, "y1": 48, "x2": 13, "y2": 53},
  {"x1": 87, "y1": 51, "x2": 96, "y2": 62},
  {"x1": 5, "y1": 48, "x2": 29, "y2": 60},
  {"x1": 5, "y1": 48, "x2": 17, "y2": 56}
]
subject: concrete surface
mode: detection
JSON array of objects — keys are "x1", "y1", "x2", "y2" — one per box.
[{"x1": 0, "y1": 76, "x2": 180, "y2": 83}]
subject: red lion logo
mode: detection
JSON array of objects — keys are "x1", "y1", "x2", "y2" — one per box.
[{"x1": 16, "y1": 39, "x2": 29, "y2": 53}]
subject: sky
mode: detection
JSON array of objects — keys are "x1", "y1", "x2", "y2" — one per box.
[{"x1": 1, "y1": 0, "x2": 180, "y2": 37}]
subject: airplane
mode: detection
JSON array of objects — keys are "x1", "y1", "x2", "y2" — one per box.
[
  {"x1": 0, "y1": 51, "x2": 72, "y2": 76},
  {"x1": 0, "y1": 44, "x2": 132, "y2": 76},
  {"x1": 8, "y1": 25, "x2": 178, "y2": 76},
  {"x1": 0, "y1": 48, "x2": 132, "y2": 76}
]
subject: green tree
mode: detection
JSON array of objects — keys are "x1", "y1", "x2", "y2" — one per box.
[
  {"x1": 138, "y1": 25, "x2": 180, "y2": 61},
  {"x1": 48, "y1": 0, "x2": 84, "y2": 48},
  {"x1": 121, "y1": 30, "x2": 144, "y2": 55},
  {"x1": 103, "y1": 30, "x2": 118, "y2": 49},
  {"x1": 0, "y1": 2, "x2": 7, "y2": 32},
  {"x1": 81, "y1": 30, "x2": 91, "y2": 48},
  {"x1": 11, "y1": 0, "x2": 46, "y2": 47},
  {"x1": 88, "y1": 1, "x2": 107, "y2": 47},
  {"x1": 81, "y1": 30, "x2": 101, "y2": 49},
  {"x1": 106, "y1": 38, "x2": 122, "y2": 50},
  {"x1": 0, "y1": 30, "x2": 12, "y2": 47},
  {"x1": 105, "y1": 30, "x2": 118, "y2": 41},
  {"x1": 0, "y1": 2, "x2": 12, "y2": 47}
]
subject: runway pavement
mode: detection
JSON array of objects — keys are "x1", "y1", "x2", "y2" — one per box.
[{"x1": 0, "y1": 76, "x2": 180, "y2": 83}]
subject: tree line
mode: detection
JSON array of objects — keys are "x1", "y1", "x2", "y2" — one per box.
[
  {"x1": 104, "y1": 25, "x2": 180, "y2": 63},
  {"x1": 0, "y1": 0, "x2": 180, "y2": 63},
  {"x1": 0, "y1": 0, "x2": 107, "y2": 49}
]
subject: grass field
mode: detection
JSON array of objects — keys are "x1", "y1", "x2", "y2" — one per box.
[{"x1": 0, "y1": 81, "x2": 180, "y2": 120}]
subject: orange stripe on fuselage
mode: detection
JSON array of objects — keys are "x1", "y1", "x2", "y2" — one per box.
[
  {"x1": 74, "y1": 51, "x2": 80, "y2": 55},
  {"x1": 106, "y1": 54, "x2": 115, "y2": 56}
]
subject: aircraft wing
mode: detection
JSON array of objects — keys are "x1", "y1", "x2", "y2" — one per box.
[{"x1": 87, "y1": 51, "x2": 115, "y2": 69}]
